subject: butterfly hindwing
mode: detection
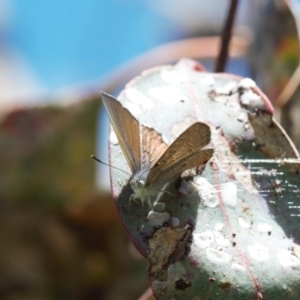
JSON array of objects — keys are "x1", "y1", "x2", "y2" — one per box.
[
  {"x1": 140, "y1": 126, "x2": 168, "y2": 171},
  {"x1": 101, "y1": 92, "x2": 141, "y2": 174},
  {"x1": 146, "y1": 122, "x2": 213, "y2": 186}
]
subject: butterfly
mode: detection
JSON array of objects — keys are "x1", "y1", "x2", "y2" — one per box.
[{"x1": 101, "y1": 92, "x2": 214, "y2": 206}]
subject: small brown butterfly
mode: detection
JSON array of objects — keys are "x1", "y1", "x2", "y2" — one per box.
[{"x1": 101, "y1": 92, "x2": 214, "y2": 205}]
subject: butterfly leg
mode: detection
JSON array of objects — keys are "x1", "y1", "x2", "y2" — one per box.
[
  {"x1": 153, "y1": 183, "x2": 176, "y2": 205},
  {"x1": 128, "y1": 194, "x2": 136, "y2": 207},
  {"x1": 128, "y1": 194, "x2": 153, "y2": 208},
  {"x1": 128, "y1": 193, "x2": 144, "y2": 207}
]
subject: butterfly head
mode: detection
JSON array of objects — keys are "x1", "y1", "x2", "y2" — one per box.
[
  {"x1": 129, "y1": 172, "x2": 156, "y2": 206},
  {"x1": 130, "y1": 171, "x2": 147, "y2": 190}
]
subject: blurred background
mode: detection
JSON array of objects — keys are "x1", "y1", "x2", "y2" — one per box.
[{"x1": 0, "y1": 0, "x2": 300, "y2": 299}]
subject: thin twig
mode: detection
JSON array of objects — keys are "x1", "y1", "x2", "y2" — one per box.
[
  {"x1": 215, "y1": 0, "x2": 239, "y2": 72},
  {"x1": 275, "y1": 63, "x2": 300, "y2": 108}
]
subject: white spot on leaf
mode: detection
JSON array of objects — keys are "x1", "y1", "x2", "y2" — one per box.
[
  {"x1": 215, "y1": 235, "x2": 230, "y2": 247},
  {"x1": 193, "y1": 176, "x2": 219, "y2": 208},
  {"x1": 193, "y1": 231, "x2": 214, "y2": 249},
  {"x1": 277, "y1": 250, "x2": 300, "y2": 269},
  {"x1": 293, "y1": 245, "x2": 300, "y2": 259},
  {"x1": 248, "y1": 243, "x2": 269, "y2": 261},
  {"x1": 161, "y1": 68, "x2": 186, "y2": 84},
  {"x1": 240, "y1": 90, "x2": 264, "y2": 109},
  {"x1": 199, "y1": 75, "x2": 215, "y2": 86},
  {"x1": 124, "y1": 102, "x2": 142, "y2": 116},
  {"x1": 148, "y1": 85, "x2": 186, "y2": 104},
  {"x1": 237, "y1": 112, "x2": 248, "y2": 123},
  {"x1": 257, "y1": 223, "x2": 272, "y2": 233},
  {"x1": 231, "y1": 263, "x2": 246, "y2": 273},
  {"x1": 147, "y1": 211, "x2": 170, "y2": 227},
  {"x1": 238, "y1": 217, "x2": 250, "y2": 229},
  {"x1": 238, "y1": 78, "x2": 256, "y2": 89},
  {"x1": 213, "y1": 223, "x2": 229, "y2": 247},
  {"x1": 221, "y1": 182, "x2": 238, "y2": 207},
  {"x1": 244, "y1": 123, "x2": 250, "y2": 130},
  {"x1": 215, "y1": 81, "x2": 238, "y2": 95},
  {"x1": 214, "y1": 223, "x2": 224, "y2": 231},
  {"x1": 206, "y1": 248, "x2": 231, "y2": 265},
  {"x1": 126, "y1": 88, "x2": 154, "y2": 111}
]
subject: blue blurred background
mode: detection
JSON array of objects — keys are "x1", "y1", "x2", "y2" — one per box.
[{"x1": 1, "y1": 0, "x2": 254, "y2": 106}]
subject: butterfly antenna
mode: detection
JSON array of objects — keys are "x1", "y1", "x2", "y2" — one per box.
[
  {"x1": 91, "y1": 155, "x2": 131, "y2": 176},
  {"x1": 138, "y1": 160, "x2": 163, "y2": 181}
]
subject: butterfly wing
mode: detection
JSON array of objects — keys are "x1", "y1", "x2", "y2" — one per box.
[
  {"x1": 101, "y1": 92, "x2": 141, "y2": 174},
  {"x1": 140, "y1": 126, "x2": 168, "y2": 172},
  {"x1": 146, "y1": 122, "x2": 213, "y2": 185},
  {"x1": 148, "y1": 148, "x2": 214, "y2": 186}
]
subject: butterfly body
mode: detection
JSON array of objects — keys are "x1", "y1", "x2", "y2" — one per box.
[
  {"x1": 101, "y1": 92, "x2": 214, "y2": 206},
  {"x1": 130, "y1": 178, "x2": 158, "y2": 206},
  {"x1": 129, "y1": 152, "x2": 166, "y2": 206}
]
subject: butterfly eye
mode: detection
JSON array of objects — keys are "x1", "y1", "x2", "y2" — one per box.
[
  {"x1": 131, "y1": 178, "x2": 138, "y2": 187},
  {"x1": 138, "y1": 179, "x2": 145, "y2": 187}
]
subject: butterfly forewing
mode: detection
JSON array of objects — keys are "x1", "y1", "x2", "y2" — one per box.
[
  {"x1": 101, "y1": 92, "x2": 141, "y2": 174},
  {"x1": 146, "y1": 122, "x2": 213, "y2": 185},
  {"x1": 140, "y1": 126, "x2": 168, "y2": 171},
  {"x1": 150, "y1": 148, "x2": 214, "y2": 185}
]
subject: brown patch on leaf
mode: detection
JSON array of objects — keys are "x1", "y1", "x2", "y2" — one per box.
[
  {"x1": 219, "y1": 281, "x2": 232, "y2": 292},
  {"x1": 249, "y1": 113, "x2": 300, "y2": 173},
  {"x1": 147, "y1": 226, "x2": 187, "y2": 275}
]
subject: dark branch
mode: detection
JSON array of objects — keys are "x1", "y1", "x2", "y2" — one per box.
[{"x1": 215, "y1": 0, "x2": 239, "y2": 72}]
